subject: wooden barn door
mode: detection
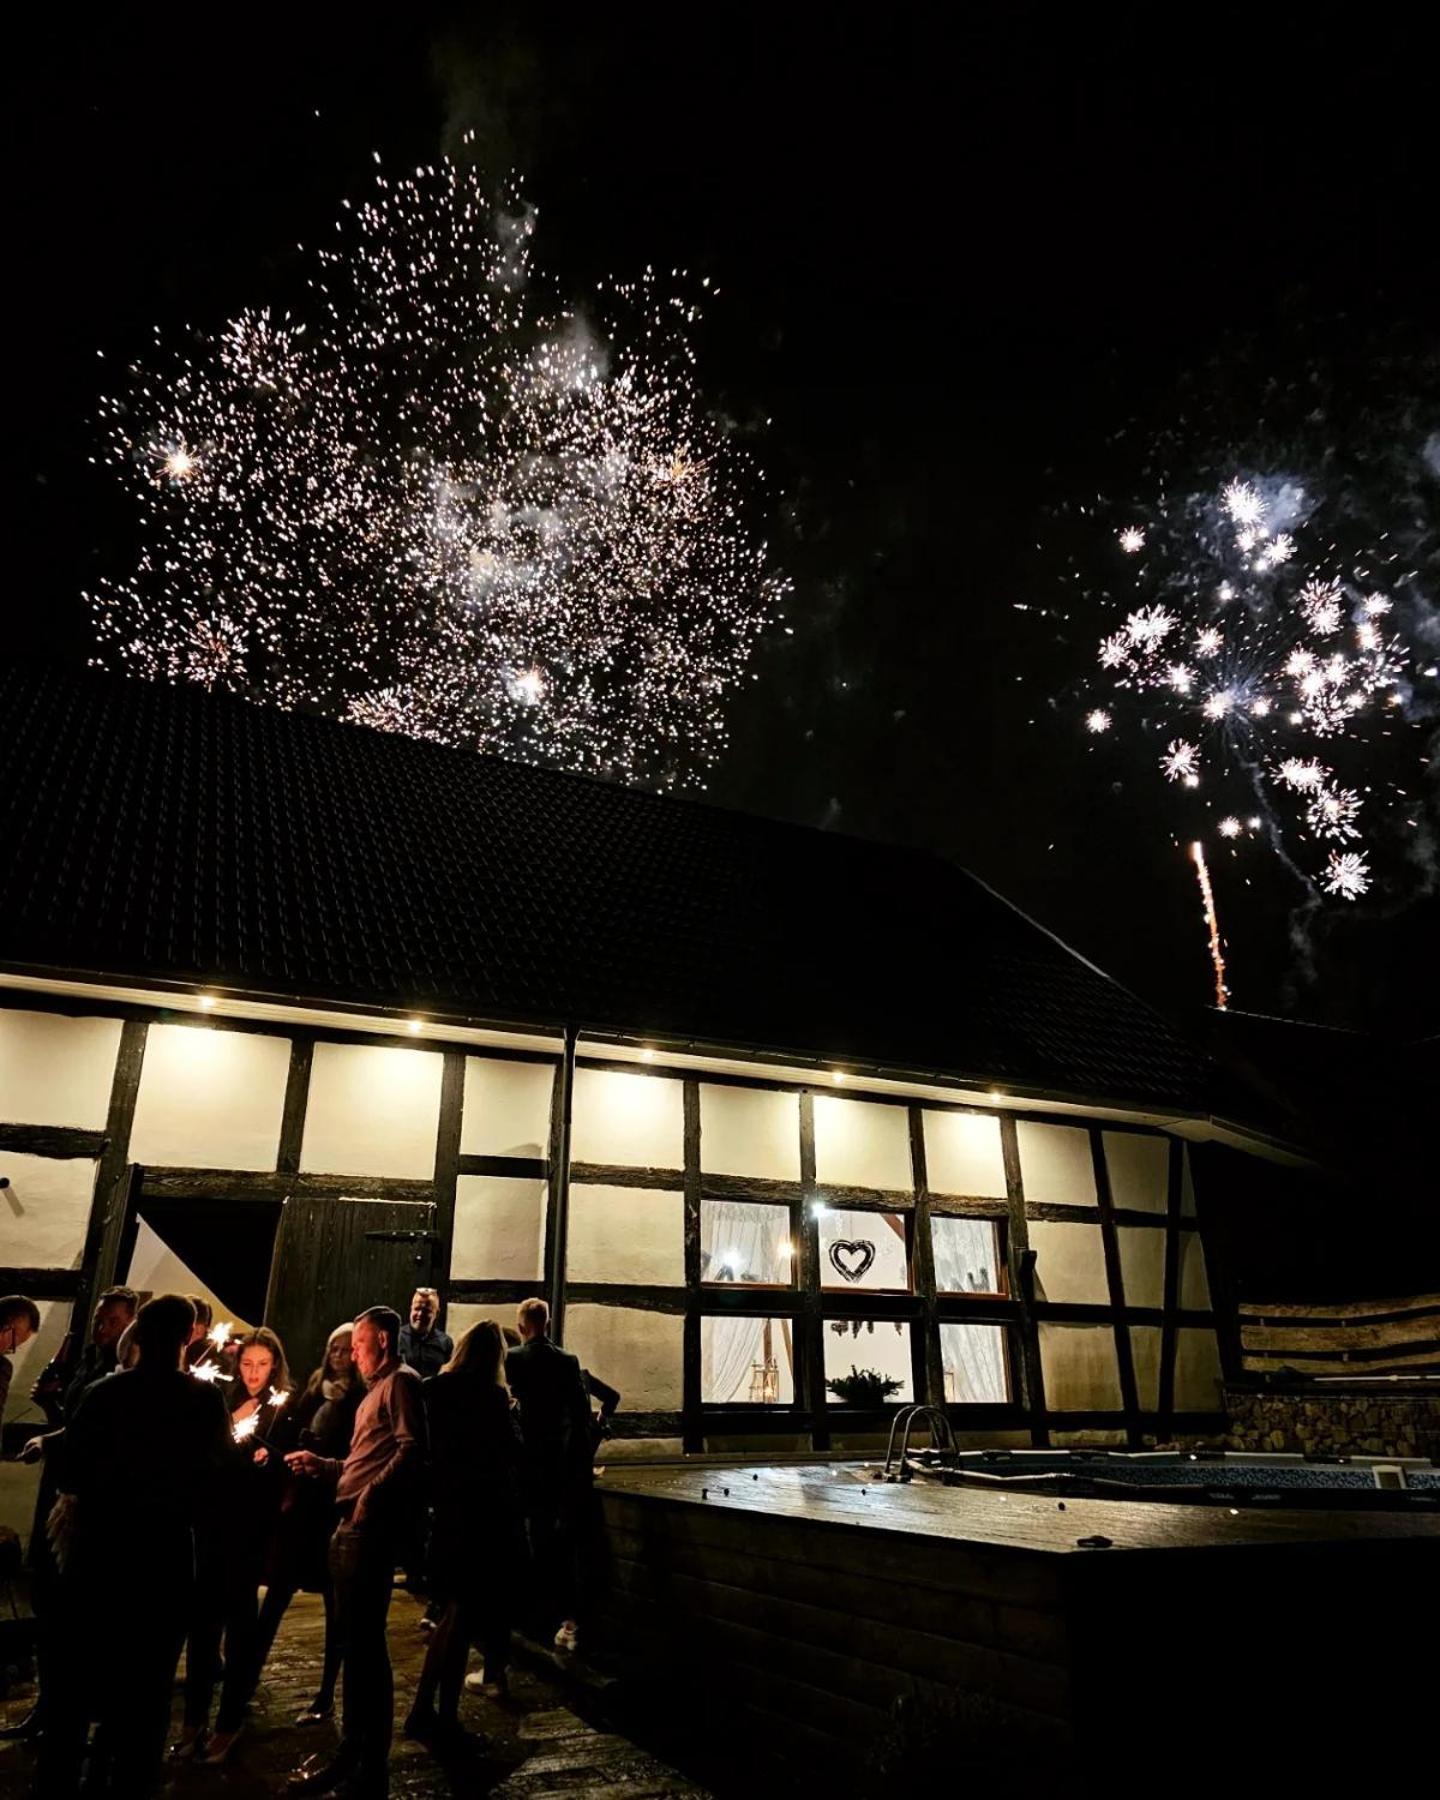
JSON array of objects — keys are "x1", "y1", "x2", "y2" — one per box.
[{"x1": 266, "y1": 1195, "x2": 438, "y2": 1384}]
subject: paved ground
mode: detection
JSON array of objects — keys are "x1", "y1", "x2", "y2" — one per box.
[{"x1": 0, "y1": 1587, "x2": 706, "y2": 1798}]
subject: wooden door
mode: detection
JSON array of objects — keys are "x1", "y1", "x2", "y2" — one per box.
[{"x1": 265, "y1": 1195, "x2": 438, "y2": 1384}]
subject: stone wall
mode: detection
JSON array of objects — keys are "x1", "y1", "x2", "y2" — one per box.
[{"x1": 1225, "y1": 1384, "x2": 1440, "y2": 1460}]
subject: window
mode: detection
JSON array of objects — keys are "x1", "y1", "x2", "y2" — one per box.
[
  {"x1": 931, "y1": 1216, "x2": 1005, "y2": 1295},
  {"x1": 818, "y1": 1206, "x2": 909, "y2": 1292},
  {"x1": 701, "y1": 1315, "x2": 795, "y2": 1404},
  {"x1": 939, "y1": 1322, "x2": 1010, "y2": 1404},
  {"x1": 823, "y1": 1320, "x2": 913, "y2": 1405},
  {"x1": 700, "y1": 1199, "x2": 794, "y2": 1286}
]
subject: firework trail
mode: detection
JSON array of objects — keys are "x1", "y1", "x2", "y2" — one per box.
[
  {"x1": 89, "y1": 158, "x2": 785, "y2": 789},
  {"x1": 1081, "y1": 471, "x2": 1436, "y2": 905}
]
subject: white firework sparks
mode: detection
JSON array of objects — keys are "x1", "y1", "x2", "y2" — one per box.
[
  {"x1": 1162, "y1": 739, "x2": 1200, "y2": 784},
  {"x1": 1222, "y1": 478, "x2": 1266, "y2": 527},
  {"x1": 1084, "y1": 472, "x2": 1426, "y2": 905},
  {"x1": 1118, "y1": 526, "x2": 1146, "y2": 553},
  {"x1": 1306, "y1": 785, "x2": 1362, "y2": 841},
  {"x1": 89, "y1": 161, "x2": 785, "y2": 788},
  {"x1": 1085, "y1": 708, "x2": 1112, "y2": 734},
  {"x1": 1322, "y1": 851, "x2": 1370, "y2": 901},
  {"x1": 1300, "y1": 580, "x2": 1344, "y2": 636}
]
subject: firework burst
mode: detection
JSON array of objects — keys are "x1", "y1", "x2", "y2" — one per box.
[
  {"x1": 1082, "y1": 471, "x2": 1430, "y2": 902},
  {"x1": 88, "y1": 160, "x2": 786, "y2": 788}
]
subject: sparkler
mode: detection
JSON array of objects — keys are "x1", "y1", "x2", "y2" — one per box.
[{"x1": 89, "y1": 160, "x2": 785, "y2": 789}]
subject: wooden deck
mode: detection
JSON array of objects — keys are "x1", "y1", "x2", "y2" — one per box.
[{"x1": 591, "y1": 1461, "x2": 1438, "y2": 1796}]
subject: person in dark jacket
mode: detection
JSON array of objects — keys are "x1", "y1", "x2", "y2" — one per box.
[
  {"x1": 404, "y1": 1321, "x2": 524, "y2": 1741},
  {"x1": 7, "y1": 1285, "x2": 137, "y2": 1750},
  {"x1": 252, "y1": 1323, "x2": 363, "y2": 1723},
  {"x1": 174, "y1": 1326, "x2": 293, "y2": 1766},
  {"x1": 37, "y1": 1293, "x2": 231, "y2": 1798},
  {"x1": 504, "y1": 1297, "x2": 592, "y2": 1653},
  {"x1": 397, "y1": 1288, "x2": 452, "y2": 1381}
]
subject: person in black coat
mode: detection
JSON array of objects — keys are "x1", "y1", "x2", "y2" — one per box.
[
  {"x1": 404, "y1": 1320, "x2": 524, "y2": 1742},
  {"x1": 251, "y1": 1322, "x2": 364, "y2": 1723},
  {"x1": 503, "y1": 1298, "x2": 593, "y2": 1652},
  {"x1": 174, "y1": 1326, "x2": 292, "y2": 1766},
  {"x1": 37, "y1": 1293, "x2": 231, "y2": 1799}
]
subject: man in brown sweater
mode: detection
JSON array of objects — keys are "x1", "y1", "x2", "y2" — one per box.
[{"x1": 285, "y1": 1305, "x2": 424, "y2": 1798}]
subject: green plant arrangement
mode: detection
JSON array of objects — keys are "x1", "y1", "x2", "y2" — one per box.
[{"x1": 825, "y1": 1365, "x2": 904, "y2": 1407}]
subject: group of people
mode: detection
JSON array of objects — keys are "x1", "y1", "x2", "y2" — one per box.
[{"x1": 0, "y1": 1283, "x2": 616, "y2": 1798}]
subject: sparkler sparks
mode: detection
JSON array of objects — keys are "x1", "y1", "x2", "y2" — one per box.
[
  {"x1": 89, "y1": 160, "x2": 785, "y2": 788},
  {"x1": 1118, "y1": 526, "x2": 1146, "y2": 553},
  {"x1": 1322, "y1": 851, "x2": 1370, "y2": 900},
  {"x1": 1085, "y1": 708, "x2": 1112, "y2": 734}
]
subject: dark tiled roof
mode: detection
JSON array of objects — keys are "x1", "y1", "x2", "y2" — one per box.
[{"x1": 0, "y1": 664, "x2": 1215, "y2": 1111}]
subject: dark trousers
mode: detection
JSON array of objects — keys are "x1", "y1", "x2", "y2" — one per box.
[
  {"x1": 329, "y1": 1519, "x2": 400, "y2": 1779},
  {"x1": 414, "y1": 1586, "x2": 511, "y2": 1721},
  {"x1": 184, "y1": 1550, "x2": 262, "y2": 1733},
  {"x1": 39, "y1": 1573, "x2": 188, "y2": 1797},
  {"x1": 254, "y1": 1575, "x2": 343, "y2": 1709}
]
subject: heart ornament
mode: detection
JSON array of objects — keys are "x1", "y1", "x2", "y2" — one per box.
[{"x1": 828, "y1": 1238, "x2": 876, "y2": 1283}]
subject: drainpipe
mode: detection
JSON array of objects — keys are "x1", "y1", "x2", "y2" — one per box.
[{"x1": 548, "y1": 1024, "x2": 578, "y2": 1340}]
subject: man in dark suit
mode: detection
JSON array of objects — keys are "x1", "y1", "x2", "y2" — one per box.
[{"x1": 504, "y1": 1298, "x2": 592, "y2": 1653}]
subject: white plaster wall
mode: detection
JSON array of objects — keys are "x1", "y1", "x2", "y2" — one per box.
[
  {"x1": 450, "y1": 1176, "x2": 547, "y2": 1281},
  {"x1": 1028, "y1": 1219, "x2": 1110, "y2": 1304},
  {"x1": 818, "y1": 1207, "x2": 908, "y2": 1291},
  {"x1": 300, "y1": 1043, "x2": 443, "y2": 1180},
  {"x1": 571, "y1": 1069, "x2": 683, "y2": 1170},
  {"x1": 823, "y1": 1320, "x2": 913, "y2": 1403},
  {"x1": 1102, "y1": 1131, "x2": 1169, "y2": 1214},
  {"x1": 700, "y1": 1315, "x2": 795, "y2": 1404},
  {"x1": 567, "y1": 1184, "x2": 683, "y2": 1285},
  {"x1": 1016, "y1": 1121, "x2": 1097, "y2": 1206},
  {"x1": 1177, "y1": 1231, "x2": 1212, "y2": 1310},
  {"x1": 0, "y1": 1009, "x2": 121, "y2": 1130},
  {"x1": 1, "y1": 1298, "x2": 65, "y2": 1427},
  {"x1": 1174, "y1": 1327, "x2": 1223, "y2": 1411},
  {"x1": 1038, "y1": 1323, "x2": 1123, "y2": 1410},
  {"x1": 460, "y1": 1057, "x2": 554, "y2": 1159},
  {"x1": 813, "y1": 1095, "x2": 912, "y2": 1192},
  {"x1": 129, "y1": 1024, "x2": 291, "y2": 1171},
  {"x1": 923, "y1": 1111, "x2": 1007, "y2": 1198},
  {"x1": 698, "y1": 1084, "x2": 799, "y2": 1181},
  {"x1": 564, "y1": 1303, "x2": 682, "y2": 1411},
  {"x1": 1130, "y1": 1323, "x2": 1162, "y2": 1411},
  {"x1": 0, "y1": 1153, "x2": 96, "y2": 1270},
  {"x1": 1117, "y1": 1226, "x2": 1166, "y2": 1308}
]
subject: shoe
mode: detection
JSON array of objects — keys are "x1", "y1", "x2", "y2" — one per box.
[
  {"x1": 199, "y1": 1725, "x2": 242, "y2": 1765},
  {"x1": 296, "y1": 1697, "x2": 334, "y2": 1725},
  {"x1": 402, "y1": 1705, "x2": 439, "y2": 1742},
  {"x1": 168, "y1": 1724, "x2": 207, "y2": 1760},
  {"x1": 553, "y1": 1622, "x2": 578, "y2": 1653},
  {"x1": 463, "y1": 1669, "x2": 509, "y2": 1698},
  {"x1": 0, "y1": 1707, "x2": 41, "y2": 1742},
  {"x1": 287, "y1": 1749, "x2": 358, "y2": 1793}
]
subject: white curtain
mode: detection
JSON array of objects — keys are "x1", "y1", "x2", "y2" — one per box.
[
  {"x1": 933, "y1": 1219, "x2": 1007, "y2": 1402},
  {"x1": 702, "y1": 1201, "x2": 794, "y2": 1403}
]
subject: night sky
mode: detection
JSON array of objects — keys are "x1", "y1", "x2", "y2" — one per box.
[{"x1": 10, "y1": 10, "x2": 1439, "y2": 1036}]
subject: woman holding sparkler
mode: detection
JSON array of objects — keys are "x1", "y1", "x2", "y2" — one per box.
[
  {"x1": 250, "y1": 1322, "x2": 363, "y2": 1725},
  {"x1": 403, "y1": 1320, "x2": 524, "y2": 1745},
  {"x1": 174, "y1": 1325, "x2": 293, "y2": 1767}
]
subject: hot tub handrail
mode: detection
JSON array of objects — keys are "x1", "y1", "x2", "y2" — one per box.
[{"x1": 881, "y1": 1403, "x2": 955, "y2": 1478}]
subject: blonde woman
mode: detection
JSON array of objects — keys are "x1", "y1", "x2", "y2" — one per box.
[{"x1": 404, "y1": 1321, "x2": 524, "y2": 1743}]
